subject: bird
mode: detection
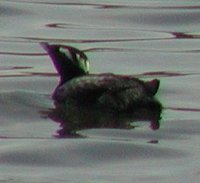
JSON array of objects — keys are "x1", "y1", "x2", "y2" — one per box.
[{"x1": 41, "y1": 42, "x2": 161, "y2": 113}]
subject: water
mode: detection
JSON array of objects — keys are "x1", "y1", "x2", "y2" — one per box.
[{"x1": 0, "y1": 0, "x2": 200, "y2": 182}]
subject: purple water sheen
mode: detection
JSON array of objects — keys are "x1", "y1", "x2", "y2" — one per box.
[{"x1": 0, "y1": 0, "x2": 200, "y2": 183}]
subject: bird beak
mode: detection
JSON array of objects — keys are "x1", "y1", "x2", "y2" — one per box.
[{"x1": 40, "y1": 42, "x2": 51, "y2": 53}]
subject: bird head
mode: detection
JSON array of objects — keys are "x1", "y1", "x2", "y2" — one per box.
[{"x1": 41, "y1": 42, "x2": 89, "y2": 86}]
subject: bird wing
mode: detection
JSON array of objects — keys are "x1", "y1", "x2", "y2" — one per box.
[{"x1": 53, "y1": 74, "x2": 149, "y2": 104}]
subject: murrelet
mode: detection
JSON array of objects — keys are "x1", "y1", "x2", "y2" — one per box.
[{"x1": 41, "y1": 42, "x2": 160, "y2": 112}]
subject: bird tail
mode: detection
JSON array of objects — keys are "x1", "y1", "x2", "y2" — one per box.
[{"x1": 145, "y1": 79, "x2": 160, "y2": 96}]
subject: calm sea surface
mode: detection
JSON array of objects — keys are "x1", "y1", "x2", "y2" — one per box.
[{"x1": 0, "y1": 0, "x2": 200, "y2": 182}]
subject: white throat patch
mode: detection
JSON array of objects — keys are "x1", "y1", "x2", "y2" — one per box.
[{"x1": 76, "y1": 55, "x2": 90, "y2": 73}]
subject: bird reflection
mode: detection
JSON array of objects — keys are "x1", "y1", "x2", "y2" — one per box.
[{"x1": 45, "y1": 100, "x2": 162, "y2": 138}]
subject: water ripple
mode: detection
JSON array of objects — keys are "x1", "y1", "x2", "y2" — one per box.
[
  {"x1": 166, "y1": 107, "x2": 200, "y2": 113},
  {"x1": 172, "y1": 32, "x2": 200, "y2": 39},
  {"x1": 4, "y1": 0, "x2": 200, "y2": 10},
  {"x1": 0, "y1": 51, "x2": 45, "y2": 56},
  {"x1": 0, "y1": 69, "x2": 199, "y2": 79},
  {"x1": 0, "y1": 3, "x2": 28, "y2": 17},
  {"x1": 137, "y1": 71, "x2": 199, "y2": 78}
]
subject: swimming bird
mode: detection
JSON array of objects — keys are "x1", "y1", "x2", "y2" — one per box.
[{"x1": 41, "y1": 42, "x2": 161, "y2": 113}]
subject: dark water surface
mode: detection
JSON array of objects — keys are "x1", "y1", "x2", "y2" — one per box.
[{"x1": 0, "y1": 0, "x2": 200, "y2": 182}]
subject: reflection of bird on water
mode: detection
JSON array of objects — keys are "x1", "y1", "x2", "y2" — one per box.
[
  {"x1": 41, "y1": 42, "x2": 162, "y2": 137},
  {"x1": 46, "y1": 102, "x2": 162, "y2": 138}
]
